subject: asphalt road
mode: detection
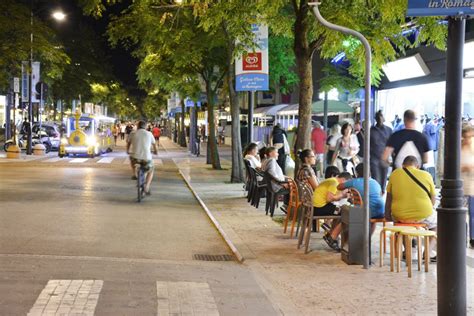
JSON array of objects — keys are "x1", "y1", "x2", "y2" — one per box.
[{"x1": 0, "y1": 148, "x2": 276, "y2": 315}]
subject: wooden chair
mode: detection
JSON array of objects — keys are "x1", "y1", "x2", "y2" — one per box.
[
  {"x1": 297, "y1": 182, "x2": 340, "y2": 254},
  {"x1": 283, "y1": 178, "x2": 299, "y2": 237}
]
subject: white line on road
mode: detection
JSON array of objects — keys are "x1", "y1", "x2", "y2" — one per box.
[
  {"x1": 156, "y1": 281, "x2": 219, "y2": 316},
  {"x1": 69, "y1": 158, "x2": 89, "y2": 163},
  {"x1": 97, "y1": 157, "x2": 114, "y2": 164},
  {"x1": 28, "y1": 279, "x2": 103, "y2": 316},
  {"x1": 42, "y1": 157, "x2": 63, "y2": 163}
]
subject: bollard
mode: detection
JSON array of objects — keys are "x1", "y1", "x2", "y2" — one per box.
[
  {"x1": 33, "y1": 143, "x2": 46, "y2": 156},
  {"x1": 6, "y1": 144, "x2": 21, "y2": 159}
]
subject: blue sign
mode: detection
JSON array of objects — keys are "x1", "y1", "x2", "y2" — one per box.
[
  {"x1": 236, "y1": 74, "x2": 269, "y2": 91},
  {"x1": 407, "y1": 0, "x2": 474, "y2": 16}
]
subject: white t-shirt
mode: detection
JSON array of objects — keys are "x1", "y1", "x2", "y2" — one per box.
[
  {"x1": 245, "y1": 154, "x2": 261, "y2": 169},
  {"x1": 129, "y1": 129, "x2": 155, "y2": 161},
  {"x1": 120, "y1": 125, "x2": 126, "y2": 133}
]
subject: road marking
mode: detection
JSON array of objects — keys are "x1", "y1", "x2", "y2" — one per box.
[
  {"x1": 28, "y1": 280, "x2": 103, "y2": 316},
  {"x1": 156, "y1": 281, "x2": 219, "y2": 316},
  {"x1": 97, "y1": 157, "x2": 114, "y2": 164},
  {"x1": 69, "y1": 158, "x2": 89, "y2": 163},
  {"x1": 153, "y1": 159, "x2": 163, "y2": 165},
  {"x1": 42, "y1": 157, "x2": 63, "y2": 163}
]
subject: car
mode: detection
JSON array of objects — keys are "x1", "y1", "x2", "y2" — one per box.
[{"x1": 32, "y1": 122, "x2": 60, "y2": 150}]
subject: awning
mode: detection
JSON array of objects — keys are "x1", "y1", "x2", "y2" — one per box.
[
  {"x1": 254, "y1": 104, "x2": 291, "y2": 118},
  {"x1": 277, "y1": 100, "x2": 353, "y2": 116}
]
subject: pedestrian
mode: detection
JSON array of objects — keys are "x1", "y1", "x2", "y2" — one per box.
[
  {"x1": 120, "y1": 123, "x2": 126, "y2": 140},
  {"x1": 152, "y1": 124, "x2": 161, "y2": 146},
  {"x1": 270, "y1": 123, "x2": 289, "y2": 174},
  {"x1": 311, "y1": 121, "x2": 326, "y2": 178},
  {"x1": 370, "y1": 110, "x2": 392, "y2": 193},
  {"x1": 461, "y1": 124, "x2": 474, "y2": 248},
  {"x1": 331, "y1": 122, "x2": 360, "y2": 175},
  {"x1": 382, "y1": 109, "x2": 430, "y2": 169},
  {"x1": 326, "y1": 124, "x2": 341, "y2": 166}
]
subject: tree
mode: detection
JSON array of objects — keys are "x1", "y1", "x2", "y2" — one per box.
[
  {"x1": 269, "y1": 35, "x2": 298, "y2": 104},
  {"x1": 263, "y1": 0, "x2": 446, "y2": 153},
  {"x1": 0, "y1": 0, "x2": 69, "y2": 91}
]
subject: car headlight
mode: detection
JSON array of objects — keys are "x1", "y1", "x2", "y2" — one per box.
[
  {"x1": 61, "y1": 138, "x2": 68, "y2": 145},
  {"x1": 86, "y1": 136, "x2": 97, "y2": 146}
]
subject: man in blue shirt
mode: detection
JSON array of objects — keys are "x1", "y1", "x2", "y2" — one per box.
[{"x1": 338, "y1": 163, "x2": 385, "y2": 235}]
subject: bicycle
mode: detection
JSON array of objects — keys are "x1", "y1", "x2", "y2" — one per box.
[{"x1": 134, "y1": 161, "x2": 148, "y2": 202}]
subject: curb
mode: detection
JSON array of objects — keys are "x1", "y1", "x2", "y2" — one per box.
[{"x1": 178, "y1": 169, "x2": 245, "y2": 263}]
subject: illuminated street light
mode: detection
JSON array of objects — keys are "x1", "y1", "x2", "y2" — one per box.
[{"x1": 52, "y1": 11, "x2": 66, "y2": 21}]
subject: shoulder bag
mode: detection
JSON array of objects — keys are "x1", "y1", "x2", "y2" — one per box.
[{"x1": 402, "y1": 167, "x2": 431, "y2": 199}]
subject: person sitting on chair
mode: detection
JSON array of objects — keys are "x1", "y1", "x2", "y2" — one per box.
[
  {"x1": 385, "y1": 155, "x2": 437, "y2": 262},
  {"x1": 313, "y1": 166, "x2": 351, "y2": 251},
  {"x1": 337, "y1": 163, "x2": 385, "y2": 236},
  {"x1": 296, "y1": 149, "x2": 319, "y2": 190},
  {"x1": 262, "y1": 147, "x2": 289, "y2": 207},
  {"x1": 243, "y1": 143, "x2": 261, "y2": 169}
]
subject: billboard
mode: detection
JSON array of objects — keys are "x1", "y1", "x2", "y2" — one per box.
[
  {"x1": 31, "y1": 62, "x2": 40, "y2": 103},
  {"x1": 407, "y1": 0, "x2": 474, "y2": 16},
  {"x1": 235, "y1": 24, "x2": 269, "y2": 91}
]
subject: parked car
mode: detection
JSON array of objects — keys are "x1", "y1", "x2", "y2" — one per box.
[{"x1": 33, "y1": 122, "x2": 60, "y2": 150}]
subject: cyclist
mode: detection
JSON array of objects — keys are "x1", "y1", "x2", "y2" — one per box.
[{"x1": 126, "y1": 120, "x2": 158, "y2": 195}]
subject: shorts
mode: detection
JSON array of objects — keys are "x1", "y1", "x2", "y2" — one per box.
[
  {"x1": 130, "y1": 157, "x2": 154, "y2": 172},
  {"x1": 394, "y1": 212, "x2": 437, "y2": 230},
  {"x1": 313, "y1": 203, "x2": 339, "y2": 216}
]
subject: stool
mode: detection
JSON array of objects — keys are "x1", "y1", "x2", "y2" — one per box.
[
  {"x1": 394, "y1": 222, "x2": 428, "y2": 230},
  {"x1": 379, "y1": 226, "x2": 417, "y2": 272},
  {"x1": 397, "y1": 230, "x2": 437, "y2": 278},
  {"x1": 371, "y1": 218, "x2": 391, "y2": 254}
]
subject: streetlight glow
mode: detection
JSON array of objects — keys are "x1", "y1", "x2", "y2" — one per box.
[{"x1": 52, "y1": 11, "x2": 66, "y2": 21}]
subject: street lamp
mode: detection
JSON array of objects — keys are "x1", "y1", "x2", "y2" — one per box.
[{"x1": 26, "y1": 6, "x2": 66, "y2": 155}]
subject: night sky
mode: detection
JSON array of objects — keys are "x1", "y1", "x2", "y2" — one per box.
[{"x1": 46, "y1": 0, "x2": 140, "y2": 95}]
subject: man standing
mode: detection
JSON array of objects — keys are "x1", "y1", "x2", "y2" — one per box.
[
  {"x1": 311, "y1": 121, "x2": 326, "y2": 177},
  {"x1": 127, "y1": 121, "x2": 158, "y2": 195},
  {"x1": 382, "y1": 110, "x2": 429, "y2": 169},
  {"x1": 370, "y1": 111, "x2": 392, "y2": 192}
]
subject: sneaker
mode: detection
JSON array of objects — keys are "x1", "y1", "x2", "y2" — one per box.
[
  {"x1": 131, "y1": 175, "x2": 137, "y2": 180},
  {"x1": 145, "y1": 190, "x2": 151, "y2": 196},
  {"x1": 321, "y1": 223, "x2": 331, "y2": 232},
  {"x1": 323, "y1": 235, "x2": 340, "y2": 251},
  {"x1": 430, "y1": 256, "x2": 437, "y2": 263}
]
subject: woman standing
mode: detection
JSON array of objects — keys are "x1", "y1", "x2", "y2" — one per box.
[
  {"x1": 332, "y1": 122, "x2": 360, "y2": 174},
  {"x1": 271, "y1": 123, "x2": 288, "y2": 174},
  {"x1": 461, "y1": 124, "x2": 474, "y2": 248},
  {"x1": 326, "y1": 124, "x2": 341, "y2": 166}
]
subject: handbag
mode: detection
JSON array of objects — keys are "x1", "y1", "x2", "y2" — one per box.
[
  {"x1": 283, "y1": 135, "x2": 290, "y2": 155},
  {"x1": 403, "y1": 167, "x2": 431, "y2": 199}
]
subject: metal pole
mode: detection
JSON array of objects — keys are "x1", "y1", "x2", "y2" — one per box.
[
  {"x1": 6, "y1": 90, "x2": 12, "y2": 141},
  {"x1": 27, "y1": 1, "x2": 33, "y2": 155},
  {"x1": 249, "y1": 91, "x2": 255, "y2": 143},
  {"x1": 437, "y1": 16, "x2": 466, "y2": 316},
  {"x1": 309, "y1": 2, "x2": 372, "y2": 269}
]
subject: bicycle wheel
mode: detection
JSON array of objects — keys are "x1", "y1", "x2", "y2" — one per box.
[{"x1": 137, "y1": 167, "x2": 143, "y2": 202}]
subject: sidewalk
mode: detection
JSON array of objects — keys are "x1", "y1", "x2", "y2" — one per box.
[{"x1": 161, "y1": 138, "x2": 474, "y2": 315}]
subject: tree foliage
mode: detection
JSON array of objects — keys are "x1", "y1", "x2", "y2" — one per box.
[{"x1": 0, "y1": 0, "x2": 69, "y2": 91}]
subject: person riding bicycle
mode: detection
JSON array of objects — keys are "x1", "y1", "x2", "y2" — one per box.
[{"x1": 126, "y1": 120, "x2": 158, "y2": 195}]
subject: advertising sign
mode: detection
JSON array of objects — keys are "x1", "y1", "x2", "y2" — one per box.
[
  {"x1": 13, "y1": 77, "x2": 20, "y2": 93},
  {"x1": 21, "y1": 61, "x2": 29, "y2": 103},
  {"x1": 235, "y1": 24, "x2": 269, "y2": 91},
  {"x1": 407, "y1": 0, "x2": 474, "y2": 16},
  {"x1": 31, "y1": 62, "x2": 40, "y2": 103}
]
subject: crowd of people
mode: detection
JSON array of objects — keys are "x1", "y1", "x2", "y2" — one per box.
[
  {"x1": 111, "y1": 122, "x2": 162, "y2": 146},
  {"x1": 244, "y1": 109, "x2": 474, "y2": 254}
]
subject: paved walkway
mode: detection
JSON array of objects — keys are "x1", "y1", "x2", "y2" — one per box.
[{"x1": 161, "y1": 138, "x2": 474, "y2": 315}]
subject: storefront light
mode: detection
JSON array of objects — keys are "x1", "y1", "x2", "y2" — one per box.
[{"x1": 382, "y1": 53, "x2": 430, "y2": 82}]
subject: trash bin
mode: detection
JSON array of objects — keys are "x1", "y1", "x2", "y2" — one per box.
[{"x1": 341, "y1": 205, "x2": 365, "y2": 265}]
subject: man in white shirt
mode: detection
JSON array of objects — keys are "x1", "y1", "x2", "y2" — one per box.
[{"x1": 127, "y1": 121, "x2": 158, "y2": 194}]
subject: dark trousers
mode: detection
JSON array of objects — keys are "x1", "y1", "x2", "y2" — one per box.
[
  {"x1": 277, "y1": 147, "x2": 286, "y2": 174},
  {"x1": 468, "y1": 196, "x2": 474, "y2": 241},
  {"x1": 370, "y1": 159, "x2": 388, "y2": 193}
]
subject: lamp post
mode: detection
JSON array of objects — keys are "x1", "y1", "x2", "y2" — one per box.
[{"x1": 26, "y1": 3, "x2": 66, "y2": 155}]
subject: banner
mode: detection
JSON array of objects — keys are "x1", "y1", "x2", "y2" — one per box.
[
  {"x1": 407, "y1": 0, "x2": 474, "y2": 17},
  {"x1": 31, "y1": 62, "x2": 40, "y2": 103},
  {"x1": 21, "y1": 61, "x2": 29, "y2": 103},
  {"x1": 235, "y1": 24, "x2": 269, "y2": 91}
]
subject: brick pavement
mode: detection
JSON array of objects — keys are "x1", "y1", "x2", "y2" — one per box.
[{"x1": 161, "y1": 138, "x2": 474, "y2": 315}]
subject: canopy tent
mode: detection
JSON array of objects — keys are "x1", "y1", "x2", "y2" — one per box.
[
  {"x1": 277, "y1": 100, "x2": 354, "y2": 116},
  {"x1": 275, "y1": 100, "x2": 354, "y2": 130},
  {"x1": 253, "y1": 104, "x2": 290, "y2": 118}
]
